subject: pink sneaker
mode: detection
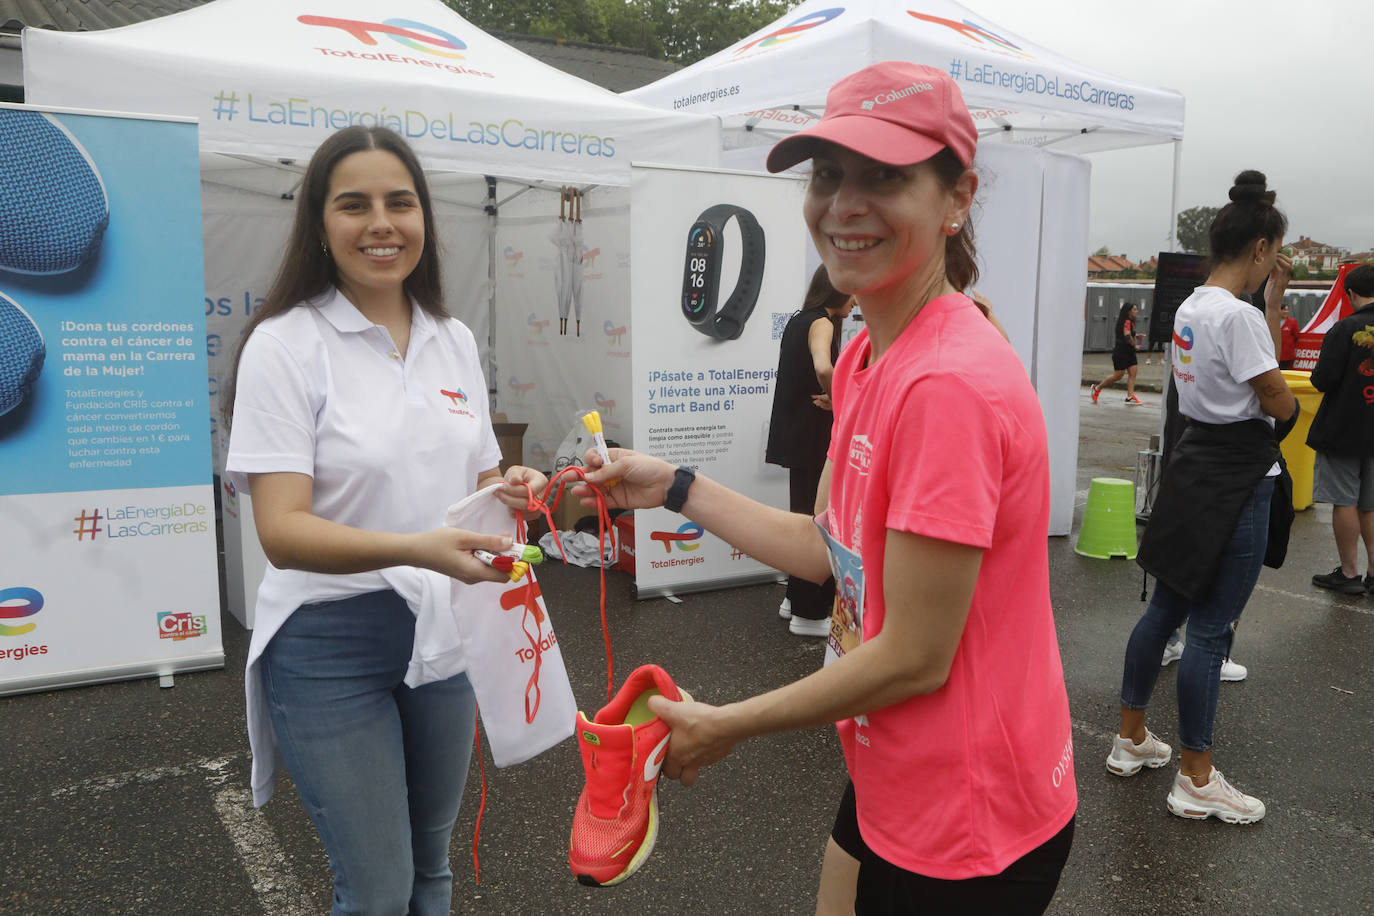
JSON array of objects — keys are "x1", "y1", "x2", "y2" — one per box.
[{"x1": 568, "y1": 665, "x2": 689, "y2": 886}]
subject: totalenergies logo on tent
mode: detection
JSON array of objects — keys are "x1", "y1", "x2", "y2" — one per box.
[
  {"x1": 733, "y1": 7, "x2": 844, "y2": 55},
  {"x1": 299, "y1": 15, "x2": 468, "y2": 60},
  {"x1": 604, "y1": 319, "x2": 626, "y2": 347},
  {"x1": 906, "y1": 11, "x2": 1032, "y2": 59}
]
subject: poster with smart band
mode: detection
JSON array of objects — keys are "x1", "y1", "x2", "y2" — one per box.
[
  {"x1": 629, "y1": 164, "x2": 807, "y2": 598},
  {"x1": 0, "y1": 104, "x2": 223, "y2": 696}
]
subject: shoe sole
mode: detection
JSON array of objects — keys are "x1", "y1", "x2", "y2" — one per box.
[
  {"x1": 788, "y1": 618, "x2": 830, "y2": 637},
  {"x1": 1313, "y1": 579, "x2": 1367, "y2": 595},
  {"x1": 1220, "y1": 671, "x2": 1246, "y2": 683},
  {"x1": 1106, "y1": 754, "x2": 1170, "y2": 777},
  {"x1": 1166, "y1": 792, "x2": 1264, "y2": 824}
]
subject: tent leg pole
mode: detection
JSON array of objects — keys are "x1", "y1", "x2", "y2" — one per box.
[
  {"x1": 485, "y1": 176, "x2": 498, "y2": 411},
  {"x1": 1167, "y1": 140, "x2": 1182, "y2": 253}
]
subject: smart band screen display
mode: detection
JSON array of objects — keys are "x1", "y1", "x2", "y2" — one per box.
[{"x1": 679, "y1": 204, "x2": 765, "y2": 341}]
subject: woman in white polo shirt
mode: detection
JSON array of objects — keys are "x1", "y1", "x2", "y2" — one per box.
[
  {"x1": 223, "y1": 126, "x2": 545, "y2": 914},
  {"x1": 1108, "y1": 171, "x2": 1297, "y2": 825}
]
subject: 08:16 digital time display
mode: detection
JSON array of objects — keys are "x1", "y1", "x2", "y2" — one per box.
[{"x1": 682, "y1": 223, "x2": 716, "y2": 315}]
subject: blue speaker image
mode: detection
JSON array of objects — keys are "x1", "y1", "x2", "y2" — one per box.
[
  {"x1": 0, "y1": 109, "x2": 109, "y2": 275},
  {"x1": 0, "y1": 291, "x2": 45, "y2": 416}
]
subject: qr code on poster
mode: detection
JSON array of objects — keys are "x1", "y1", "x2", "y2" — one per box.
[{"x1": 771, "y1": 312, "x2": 790, "y2": 340}]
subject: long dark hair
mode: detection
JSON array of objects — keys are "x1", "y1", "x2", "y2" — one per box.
[
  {"x1": 801, "y1": 264, "x2": 850, "y2": 313},
  {"x1": 1207, "y1": 170, "x2": 1287, "y2": 266},
  {"x1": 1114, "y1": 302, "x2": 1136, "y2": 340},
  {"x1": 928, "y1": 148, "x2": 979, "y2": 292},
  {"x1": 222, "y1": 126, "x2": 447, "y2": 423}
]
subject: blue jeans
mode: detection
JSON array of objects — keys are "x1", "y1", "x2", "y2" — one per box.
[
  {"x1": 263, "y1": 590, "x2": 477, "y2": 916},
  {"x1": 1120, "y1": 477, "x2": 1273, "y2": 751}
]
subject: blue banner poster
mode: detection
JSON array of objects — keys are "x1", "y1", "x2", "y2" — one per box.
[{"x1": 0, "y1": 105, "x2": 223, "y2": 695}]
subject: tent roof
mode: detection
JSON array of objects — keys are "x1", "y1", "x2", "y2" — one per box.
[
  {"x1": 625, "y1": 0, "x2": 1185, "y2": 155},
  {"x1": 0, "y1": 0, "x2": 209, "y2": 32},
  {"x1": 2, "y1": 2, "x2": 678, "y2": 94},
  {"x1": 21, "y1": 0, "x2": 717, "y2": 185}
]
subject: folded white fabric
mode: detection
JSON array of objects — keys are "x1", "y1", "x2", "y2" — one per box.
[{"x1": 539, "y1": 529, "x2": 617, "y2": 568}]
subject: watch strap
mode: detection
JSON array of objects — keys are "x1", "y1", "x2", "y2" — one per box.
[
  {"x1": 698, "y1": 204, "x2": 766, "y2": 340},
  {"x1": 664, "y1": 466, "x2": 696, "y2": 513}
]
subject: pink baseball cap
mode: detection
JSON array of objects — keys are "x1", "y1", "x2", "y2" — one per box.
[{"x1": 766, "y1": 61, "x2": 977, "y2": 173}]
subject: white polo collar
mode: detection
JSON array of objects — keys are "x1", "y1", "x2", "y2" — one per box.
[{"x1": 311, "y1": 286, "x2": 437, "y2": 341}]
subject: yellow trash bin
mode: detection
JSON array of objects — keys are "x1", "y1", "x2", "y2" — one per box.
[{"x1": 1279, "y1": 369, "x2": 1324, "y2": 511}]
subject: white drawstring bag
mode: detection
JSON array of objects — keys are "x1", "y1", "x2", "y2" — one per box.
[{"x1": 444, "y1": 488, "x2": 577, "y2": 767}]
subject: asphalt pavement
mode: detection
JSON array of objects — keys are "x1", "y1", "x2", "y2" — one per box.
[{"x1": 4, "y1": 379, "x2": 1372, "y2": 915}]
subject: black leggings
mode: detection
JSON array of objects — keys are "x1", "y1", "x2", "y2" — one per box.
[{"x1": 831, "y1": 782, "x2": 1074, "y2": 915}]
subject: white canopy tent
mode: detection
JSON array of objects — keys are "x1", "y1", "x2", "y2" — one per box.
[
  {"x1": 22, "y1": 0, "x2": 721, "y2": 449},
  {"x1": 626, "y1": 0, "x2": 1187, "y2": 536},
  {"x1": 24, "y1": 0, "x2": 718, "y2": 187},
  {"x1": 626, "y1": 0, "x2": 1183, "y2": 153}
]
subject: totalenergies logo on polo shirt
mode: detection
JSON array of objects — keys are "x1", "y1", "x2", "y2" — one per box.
[
  {"x1": 298, "y1": 15, "x2": 469, "y2": 60},
  {"x1": 906, "y1": 11, "x2": 1031, "y2": 59},
  {"x1": 733, "y1": 7, "x2": 844, "y2": 55},
  {"x1": 1173, "y1": 326, "x2": 1194, "y2": 364}
]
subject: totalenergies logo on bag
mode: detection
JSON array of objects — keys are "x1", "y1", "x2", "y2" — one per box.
[
  {"x1": 733, "y1": 7, "x2": 844, "y2": 55},
  {"x1": 298, "y1": 15, "x2": 468, "y2": 60}
]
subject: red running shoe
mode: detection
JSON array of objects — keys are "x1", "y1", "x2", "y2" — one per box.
[
  {"x1": 569, "y1": 664, "x2": 688, "y2": 887},
  {"x1": 1090, "y1": 384, "x2": 1101, "y2": 403}
]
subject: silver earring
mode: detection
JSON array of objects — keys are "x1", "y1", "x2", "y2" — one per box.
[{"x1": 321, "y1": 240, "x2": 330, "y2": 258}]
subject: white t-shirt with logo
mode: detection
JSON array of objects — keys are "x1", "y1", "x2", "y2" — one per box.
[
  {"x1": 1170, "y1": 285, "x2": 1277, "y2": 425},
  {"x1": 225, "y1": 287, "x2": 502, "y2": 804}
]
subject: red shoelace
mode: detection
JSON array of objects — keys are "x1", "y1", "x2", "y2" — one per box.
[{"x1": 471, "y1": 466, "x2": 617, "y2": 882}]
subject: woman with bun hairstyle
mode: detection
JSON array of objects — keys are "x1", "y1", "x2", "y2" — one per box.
[
  {"x1": 1107, "y1": 171, "x2": 1296, "y2": 825},
  {"x1": 578, "y1": 62, "x2": 1076, "y2": 913},
  {"x1": 223, "y1": 125, "x2": 546, "y2": 912}
]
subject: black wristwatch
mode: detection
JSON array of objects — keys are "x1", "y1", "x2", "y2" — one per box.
[
  {"x1": 664, "y1": 466, "x2": 696, "y2": 513},
  {"x1": 680, "y1": 204, "x2": 766, "y2": 340}
]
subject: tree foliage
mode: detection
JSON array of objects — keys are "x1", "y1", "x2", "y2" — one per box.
[
  {"x1": 1175, "y1": 205, "x2": 1219, "y2": 255},
  {"x1": 1092, "y1": 245, "x2": 1111, "y2": 257},
  {"x1": 443, "y1": 0, "x2": 790, "y2": 63}
]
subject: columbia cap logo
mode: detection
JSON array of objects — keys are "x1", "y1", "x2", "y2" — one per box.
[{"x1": 865, "y1": 81, "x2": 936, "y2": 109}]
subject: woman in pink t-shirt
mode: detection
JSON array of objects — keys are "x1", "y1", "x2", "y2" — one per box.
[{"x1": 580, "y1": 62, "x2": 1076, "y2": 914}]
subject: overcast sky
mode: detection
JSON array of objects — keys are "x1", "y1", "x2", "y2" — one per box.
[{"x1": 965, "y1": 0, "x2": 1373, "y2": 262}]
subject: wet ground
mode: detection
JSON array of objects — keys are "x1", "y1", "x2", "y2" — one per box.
[{"x1": 4, "y1": 384, "x2": 1371, "y2": 915}]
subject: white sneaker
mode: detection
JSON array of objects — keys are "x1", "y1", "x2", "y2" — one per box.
[
  {"x1": 778, "y1": 597, "x2": 791, "y2": 620},
  {"x1": 1160, "y1": 640, "x2": 1184, "y2": 667},
  {"x1": 1106, "y1": 729, "x2": 1173, "y2": 776},
  {"x1": 1166, "y1": 768, "x2": 1265, "y2": 824},
  {"x1": 1220, "y1": 658, "x2": 1247, "y2": 682},
  {"x1": 788, "y1": 616, "x2": 829, "y2": 637}
]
